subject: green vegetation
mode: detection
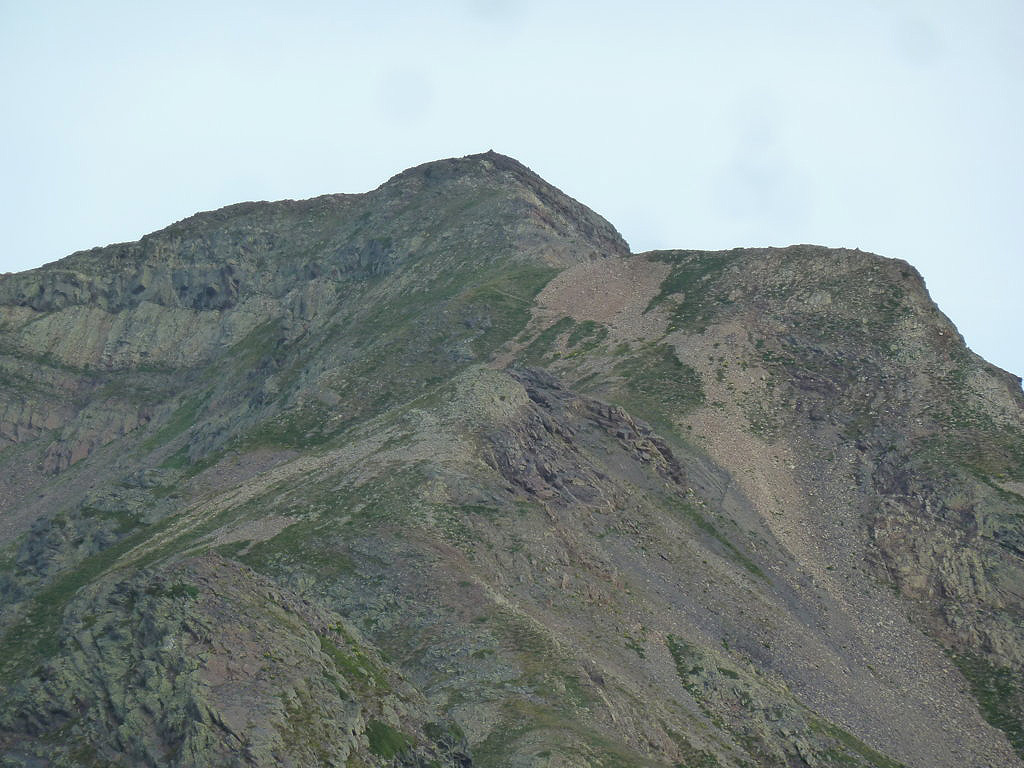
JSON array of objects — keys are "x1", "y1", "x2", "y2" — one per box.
[
  {"x1": 614, "y1": 344, "x2": 705, "y2": 413},
  {"x1": 668, "y1": 497, "x2": 764, "y2": 580},
  {"x1": 226, "y1": 318, "x2": 287, "y2": 372},
  {"x1": 624, "y1": 631, "x2": 647, "y2": 659},
  {"x1": 80, "y1": 502, "x2": 143, "y2": 536},
  {"x1": 606, "y1": 343, "x2": 705, "y2": 441},
  {"x1": 518, "y1": 316, "x2": 576, "y2": 364},
  {"x1": 214, "y1": 539, "x2": 251, "y2": 559},
  {"x1": 240, "y1": 519, "x2": 350, "y2": 575},
  {"x1": 141, "y1": 392, "x2": 208, "y2": 450},
  {"x1": 240, "y1": 402, "x2": 334, "y2": 449},
  {"x1": 472, "y1": 699, "x2": 660, "y2": 768},
  {"x1": 365, "y1": 719, "x2": 413, "y2": 758},
  {"x1": 666, "y1": 635, "x2": 704, "y2": 699},
  {"x1": 950, "y1": 651, "x2": 1024, "y2": 759},
  {"x1": 436, "y1": 503, "x2": 508, "y2": 553},
  {"x1": 935, "y1": 425, "x2": 1024, "y2": 483},
  {"x1": 159, "y1": 445, "x2": 192, "y2": 470},
  {"x1": 462, "y1": 264, "x2": 561, "y2": 356},
  {"x1": 158, "y1": 443, "x2": 224, "y2": 476},
  {"x1": 319, "y1": 634, "x2": 388, "y2": 690},
  {"x1": 566, "y1": 320, "x2": 609, "y2": 354},
  {"x1": 646, "y1": 251, "x2": 738, "y2": 332},
  {"x1": 271, "y1": 261, "x2": 558, "y2": 447},
  {"x1": 424, "y1": 720, "x2": 466, "y2": 748},
  {"x1": 807, "y1": 717, "x2": 906, "y2": 768},
  {"x1": 159, "y1": 581, "x2": 199, "y2": 600},
  {"x1": 487, "y1": 609, "x2": 596, "y2": 710}
]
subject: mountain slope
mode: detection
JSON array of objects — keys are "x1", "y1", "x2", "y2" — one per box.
[{"x1": 0, "y1": 152, "x2": 1022, "y2": 768}]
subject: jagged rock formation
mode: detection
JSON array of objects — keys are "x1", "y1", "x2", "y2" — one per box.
[{"x1": 1, "y1": 152, "x2": 1022, "y2": 767}]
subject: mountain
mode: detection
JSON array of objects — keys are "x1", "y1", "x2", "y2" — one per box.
[{"x1": 1, "y1": 151, "x2": 1022, "y2": 768}]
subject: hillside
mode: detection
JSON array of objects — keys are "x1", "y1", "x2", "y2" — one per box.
[{"x1": 1, "y1": 151, "x2": 1022, "y2": 768}]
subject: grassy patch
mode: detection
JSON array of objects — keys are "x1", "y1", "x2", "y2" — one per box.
[
  {"x1": 141, "y1": 392, "x2": 207, "y2": 450},
  {"x1": 159, "y1": 445, "x2": 192, "y2": 470},
  {"x1": 214, "y1": 539, "x2": 251, "y2": 559},
  {"x1": 463, "y1": 264, "x2": 561, "y2": 356},
  {"x1": 240, "y1": 402, "x2": 334, "y2": 449},
  {"x1": 319, "y1": 634, "x2": 387, "y2": 690},
  {"x1": 488, "y1": 609, "x2": 596, "y2": 710},
  {"x1": 472, "y1": 699, "x2": 657, "y2": 768},
  {"x1": 646, "y1": 251, "x2": 738, "y2": 332},
  {"x1": 240, "y1": 518, "x2": 353, "y2": 576},
  {"x1": 227, "y1": 318, "x2": 286, "y2": 372},
  {"x1": 939, "y1": 425, "x2": 1024, "y2": 482},
  {"x1": 424, "y1": 719, "x2": 466, "y2": 745},
  {"x1": 518, "y1": 316, "x2": 576, "y2": 365},
  {"x1": 950, "y1": 651, "x2": 1024, "y2": 759},
  {"x1": 807, "y1": 717, "x2": 905, "y2": 768},
  {"x1": 147, "y1": 581, "x2": 199, "y2": 600},
  {"x1": 624, "y1": 632, "x2": 647, "y2": 659},
  {"x1": 610, "y1": 344, "x2": 705, "y2": 434},
  {"x1": 80, "y1": 503, "x2": 143, "y2": 537},
  {"x1": 566, "y1": 320, "x2": 609, "y2": 355},
  {"x1": 365, "y1": 719, "x2": 413, "y2": 758},
  {"x1": 277, "y1": 261, "x2": 560, "y2": 441},
  {"x1": 669, "y1": 498, "x2": 764, "y2": 580},
  {"x1": 666, "y1": 635, "x2": 704, "y2": 697}
]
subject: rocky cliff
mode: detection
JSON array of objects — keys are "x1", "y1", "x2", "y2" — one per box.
[{"x1": 0, "y1": 152, "x2": 1021, "y2": 767}]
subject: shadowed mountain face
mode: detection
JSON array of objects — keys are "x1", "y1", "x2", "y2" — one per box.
[{"x1": 0, "y1": 151, "x2": 1022, "y2": 768}]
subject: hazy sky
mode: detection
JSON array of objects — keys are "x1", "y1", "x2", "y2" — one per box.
[{"x1": 1, "y1": 1, "x2": 1021, "y2": 376}]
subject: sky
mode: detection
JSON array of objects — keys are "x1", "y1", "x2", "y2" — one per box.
[{"x1": 1, "y1": 1, "x2": 1021, "y2": 377}]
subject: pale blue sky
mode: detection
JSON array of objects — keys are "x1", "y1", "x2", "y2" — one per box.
[{"x1": 1, "y1": 1, "x2": 1021, "y2": 376}]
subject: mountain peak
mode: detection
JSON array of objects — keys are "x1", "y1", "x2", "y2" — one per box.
[
  {"x1": 1, "y1": 154, "x2": 1022, "y2": 768},
  {"x1": 380, "y1": 150, "x2": 630, "y2": 258},
  {"x1": 0, "y1": 152, "x2": 628, "y2": 323},
  {"x1": 382, "y1": 149, "x2": 551, "y2": 187}
]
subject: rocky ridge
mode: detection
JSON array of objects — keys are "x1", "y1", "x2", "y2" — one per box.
[{"x1": 0, "y1": 152, "x2": 1022, "y2": 767}]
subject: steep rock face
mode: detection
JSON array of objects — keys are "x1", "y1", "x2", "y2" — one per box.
[
  {"x1": 482, "y1": 367, "x2": 687, "y2": 505},
  {"x1": 0, "y1": 153, "x2": 1022, "y2": 768}
]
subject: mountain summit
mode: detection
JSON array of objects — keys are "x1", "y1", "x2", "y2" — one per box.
[{"x1": 1, "y1": 153, "x2": 1022, "y2": 767}]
